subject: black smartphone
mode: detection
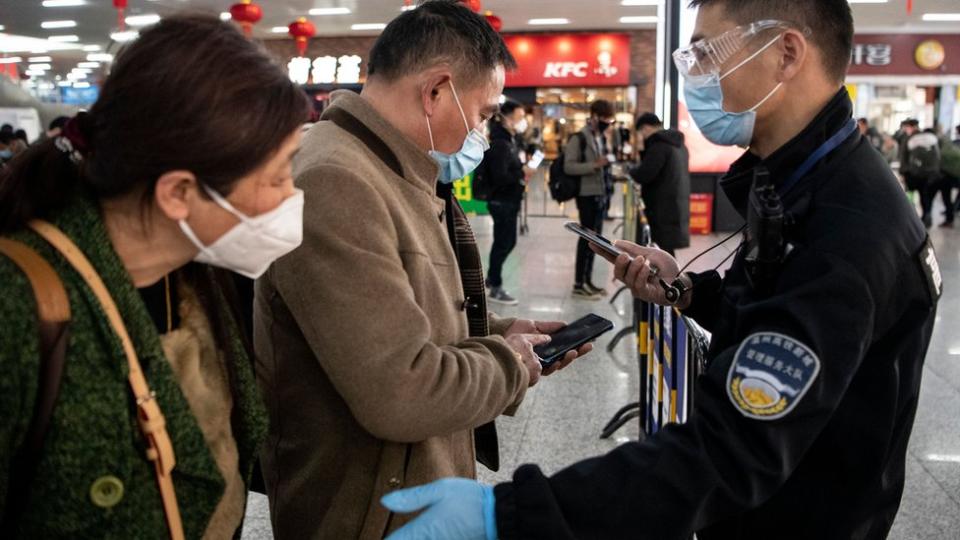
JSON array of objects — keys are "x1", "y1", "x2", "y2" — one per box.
[
  {"x1": 564, "y1": 222, "x2": 623, "y2": 259},
  {"x1": 534, "y1": 314, "x2": 614, "y2": 368}
]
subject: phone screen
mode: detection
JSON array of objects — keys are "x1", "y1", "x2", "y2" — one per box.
[
  {"x1": 564, "y1": 222, "x2": 622, "y2": 258},
  {"x1": 534, "y1": 314, "x2": 614, "y2": 367},
  {"x1": 527, "y1": 150, "x2": 545, "y2": 169}
]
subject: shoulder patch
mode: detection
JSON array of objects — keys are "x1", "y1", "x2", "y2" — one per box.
[
  {"x1": 918, "y1": 237, "x2": 942, "y2": 304},
  {"x1": 726, "y1": 332, "x2": 820, "y2": 421}
]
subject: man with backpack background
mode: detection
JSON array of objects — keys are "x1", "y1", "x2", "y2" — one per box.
[
  {"x1": 477, "y1": 100, "x2": 532, "y2": 305},
  {"x1": 560, "y1": 99, "x2": 617, "y2": 299},
  {"x1": 936, "y1": 125, "x2": 960, "y2": 227},
  {"x1": 899, "y1": 119, "x2": 942, "y2": 228}
]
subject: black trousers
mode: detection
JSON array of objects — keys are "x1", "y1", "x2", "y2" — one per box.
[
  {"x1": 919, "y1": 183, "x2": 938, "y2": 227},
  {"x1": 941, "y1": 175, "x2": 958, "y2": 224},
  {"x1": 575, "y1": 195, "x2": 605, "y2": 286},
  {"x1": 486, "y1": 198, "x2": 521, "y2": 288}
]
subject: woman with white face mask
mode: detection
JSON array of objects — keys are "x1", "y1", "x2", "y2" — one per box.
[{"x1": 0, "y1": 15, "x2": 309, "y2": 539}]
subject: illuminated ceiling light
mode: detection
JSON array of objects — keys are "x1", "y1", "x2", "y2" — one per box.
[
  {"x1": 82, "y1": 44, "x2": 101, "y2": 51},
  {"x1": 57, "y1": 80, "x2": 72, "y2": 86},
  {"x1": 270, "y1": 26, "x2": 289, "y2": 33},
  {"x1": 87, "y1": 52, "x2": 113, "y2": 62},
  {"x1": 25, "y1": 69, "x2": 47, "y2": 76},
  {"x1": 0, "y1": 25, "x2": 5, "y2": 31},
  {"x1": 48, "y1": 34, "x2": 80, "y2": 42},
  {"x1": 0, "y1": 57, "x2": 22, "y2": 64},
  {"x1": 351, "y1": 23, "x2": 386, "y2": 30},
  {"x1": 67, "y1": 71, "x2": 86, "y2": 79},
  {"x1": 220, "y1": 12, "x2": 232, "y2": 21},
  {"x1": 77, "y1": 61, "x2": 99, "y2": 68},
  {"x1": 309, "y1": 7, "x2": 351, "y2": 15},
  {"x1": 42, "y1": 0, "x2": 86, "y2": 6},
  {"x1": 41, "y1": 20, "x2": 77, "y2": 29},
  {"x1": 72, "y1": 81, "x2": 91, "y2": 88},
  {"x1": 125, "y1": 14, "x2": 161, "y2": 27},
  {"x1": 71, "y1": 67, "x2": 91, "y2": 73},
  {"x1": 110, "y1": 30, "x2": 139, "y2": 42},
  {"x1": 619, "y1": 16, "x2": 658, "y2": 23},
  {"x1": 29, "y1": 63, "x2": 52, "y2": 69},
  {"x1": 922, "y1": 13, "x2": 960, "y2": 21},
  {"x1": 528, "y1": 18, "x2": 570, "y2": 25},
  {"x1": 400, "y1": 5, "x2": 416, "y2": 11},
  {"x1": 29, "y1": 56, "x2": 53, "y2": 62}
]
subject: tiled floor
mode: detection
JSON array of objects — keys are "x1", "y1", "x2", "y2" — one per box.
[{"x1": 242, "y1": 183, "x2": 960, "y2": 539}]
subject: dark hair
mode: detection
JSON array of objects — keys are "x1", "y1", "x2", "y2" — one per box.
[
  {"x1": 688, "y1": 0, "x2": 853, "y2": 83},
  {"x1": 367, "y1": 0, "x2": 516, "y2": 87},
  {"x1": 903, "y1": 118, "x2": 920, "y2": 128},
  {"x1": 0, "y1": 15, "x2": 309, "y2": 233},
  {"x1": 857, "y1": 117, "x2": 868, "y2": 125},
  {"x1": 14, "y1": 129, "x2": 27, "y2": 143},
  {"x1": 500, "y1": 100, "x2": 522, "y2": 117},
  {"x1": 636, "y1": 112, "x2": 663, "y2": 129},
  {"x1": 590, "y1": 100, "x2": 615, "y2": 119},
  {"x1": 48, "y1": 116, "x2": 70, "y2": 132}
]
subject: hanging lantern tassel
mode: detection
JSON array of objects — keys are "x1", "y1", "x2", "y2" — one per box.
[
  {"x1": 484, "y1": 11, "x2": 502, "y2": 33},
  {"x1": 906, "y1": 0, "x2": 913, "y2": 15},
  {"x1": 113, "y1": 0, "x2": 128, "y2": 31},
  {"x1": 229, "y1": 0, "x2": 263, "y2": 37},
  {"x1": 289, "y1": 17, "x2": 316, "y2": 57}
]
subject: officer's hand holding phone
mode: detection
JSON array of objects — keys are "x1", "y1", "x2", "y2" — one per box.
[{"x1": 590, "y1": 241, "x2": 690, "y2": 308}]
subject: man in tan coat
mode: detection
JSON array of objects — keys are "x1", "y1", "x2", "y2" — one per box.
[{"x1": 254, "y1": 2, "x2": 590, "y2": 538}]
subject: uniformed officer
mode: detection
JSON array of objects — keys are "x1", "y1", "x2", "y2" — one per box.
[{"x1": 379, "y1": 0, "x2": 942, "y2": 538}]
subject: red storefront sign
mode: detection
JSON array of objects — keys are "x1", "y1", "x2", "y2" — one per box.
[
  {"x1": 848, "y1": 34, "x2": 960, "y2": 76},
  {"x1": 0, "y1": 63, "x2": 19, "y2": 82},
  {"x1": 503, "y1": 33, "x2": 631, "y2": 87}
]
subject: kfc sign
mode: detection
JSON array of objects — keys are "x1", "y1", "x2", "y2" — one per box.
[{"x1": 504, "y1": 33, "x2": 630, "y2": 87}]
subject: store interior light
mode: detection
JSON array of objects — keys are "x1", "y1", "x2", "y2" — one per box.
[
  {"x1": 528, "y1": 18, "x2": 571, "y2": 25},
  {"x1": 41, "y1": 20, "x2": 77, "y2": 29},
  {"x1": 72, "y1": 67, "x2": 91, "y2": 74},
  {"x1": 48, "y1": 35, "x2": 80, "y2": 42},
  {"x1": 620, "y1": 16, "x2": 659, "y2": 23},
  {"x1": 72, "y1": 81, "x2": 91, "y2": 88},
  {"x1": 309, "y1": 7, "x2": 351, "y2": 15},
  {"x1": 0, "y1": 57, "x2": 22, "y2": 64},
  {"x1": 87, "y1": 52, "x2": 113, "y2": 62},
  {"x1": 25, "y1": 69, "x2": 46, "y2": 76},
  {"x1": 125, "y1": 14, "x2": 161, "y2": 27},
  {"x1": 57, "y1": 80, "x2": 72, "y2": 87},
  {"x1": 67, "y1": 71, "x2": 86, "y2": 79},
  {"x1": 29, "y1": 63, "x2": 52, "y2": 70},
  {"x1": 351, "y1": 23, "x2": 387, "y2": 30},
  {"x1": 400, "y1": 5, "x2": 416, "y2": 11},
  {"x1": 77, "y1": 61, "x2": 99, "y2": 68},
  {"x1": 219, "y1": 12, "x2": 231, "y2": 21},
  {"x1": 922, "y1": 13, "x2": 960, "y2": 21},
  {"x1": 110, "y1": 30, "x2": 139, "y2": 42},
  {"x1": 29, "y1": 56, "x2": 53, "y2": 62},
  {"x1": 43, "y1": 0, "x2": 86, "y2": 6},
  {"x1": 270, "y1": 26, "x2": 289, "y2": 33},
  {"x1": 82, "y1": 44, "x2": 101, "y2": 51}
]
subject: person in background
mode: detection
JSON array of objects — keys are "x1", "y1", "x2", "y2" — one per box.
[
  {"x1": 46, "y1": 116, "x2": 70, "y2": 139},
  {"x1": 483, "y1": 100, "x2": 531, "y2": 306},
  {"x1": 9, "y1": 129, "x2": 29, "y2": 156},
  {"x1": 899, "y1": 119, "x2": 942, "y2": 228},
  {"x1": 629, "y1": 112, "x2": 691, "y2": 257},
  {"x1": 857, "y1": 117, "x2": 883, "y2": 153},
  {"x1": 254, "y1": 2, "x2": 590, "y2": 539},
  {"x1": 0, "y1": 132, "x2": 13, "y2": 166},
  {"x1": 0, "y1": 124, "x2": 12, "y2": 137},
  {"x1": 0, "y1": 15, "x2": 309, "y2": 539},
  {"x1": 565, "y1": 99, "x2": 616, "y2": 299}
]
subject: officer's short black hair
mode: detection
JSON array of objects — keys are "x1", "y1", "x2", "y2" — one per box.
[
  {"x1": 688, "y1": 0, "x2": 853, "y2": 84},
  {"x1": 367, "y1": 0, "x2": 516, "y2": 88},
  {"x1": 500, "y1": 100, "x2": 522, "y2": 117}
]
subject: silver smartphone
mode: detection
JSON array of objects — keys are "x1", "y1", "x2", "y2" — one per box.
[{"x1": 564, "y1": 222, "x2": 622, "y2": 258}]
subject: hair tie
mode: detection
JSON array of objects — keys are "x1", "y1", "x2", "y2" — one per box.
[{"x1": 63, "y1": 112, "x2": 93, "y2": 156}]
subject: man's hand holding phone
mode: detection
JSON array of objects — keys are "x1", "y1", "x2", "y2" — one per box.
[{"x1": 504, "y1": 319, "x2": 594, "y2": 380}]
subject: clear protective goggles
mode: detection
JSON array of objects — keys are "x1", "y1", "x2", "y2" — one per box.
[{"x1": 672, "y1": 19, "x2": 808, "y2": 80}]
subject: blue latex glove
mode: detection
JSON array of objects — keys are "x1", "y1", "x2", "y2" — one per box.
[{"x1": 381, "y1": 478, "x2": 497, "y2": 540}]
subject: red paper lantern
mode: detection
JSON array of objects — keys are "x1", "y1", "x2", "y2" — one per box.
[
  {"x1": 288, "y1": 17, "x2": 316, "y2": 57},
  {"x1": 484, "y1": 11, "x2": 502, "y2": 33},
  {"x1": 113, "y1": 0, "x2": 128, "y2": 30},
  {"x1": 230, "y1": 0, "x2": 263, "y2": 37},
  {"x1": 461, "y1": 0, "x2": 482, "y2": 13}
]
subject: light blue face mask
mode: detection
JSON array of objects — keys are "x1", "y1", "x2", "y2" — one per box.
[
  {"x1": 0, "y1": 149, "x2": 12, "y2": 160},
  {"x1": 684, "y1": 35, "x2": 783, "y2": 148},
  {"x1": 426, "y1": 81, "x2": 490, "y2": 184}
]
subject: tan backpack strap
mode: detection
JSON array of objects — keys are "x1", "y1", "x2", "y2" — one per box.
[
  {"x1": 0, "y1": 238, "x2": 70, "y2": 323},
  {"x1": 27, "y1": 220, "x2": 184, "y2": 540}
]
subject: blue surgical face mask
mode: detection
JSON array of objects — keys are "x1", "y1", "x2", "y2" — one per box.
[
  {"x1": 426, "y1": 81, "x2": 490, "y2": 184},
  {"x1": 684, "y1": 35, "x2": 783, "y2": 148},
  {"x1": 0, "y1": 149, "x2": 12, "y2": 160}
]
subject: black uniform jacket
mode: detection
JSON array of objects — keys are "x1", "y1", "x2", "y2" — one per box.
[
  {"x1": 629, "y1": 129, "x2": 691, "y2": 251},
  {"x1": 493, "y1": 89, "x2": 940, "y2": 539}
]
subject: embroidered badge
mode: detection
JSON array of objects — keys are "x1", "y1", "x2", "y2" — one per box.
[{"x1": 727, "y1": 332, "x2": 820, "y2": 420}]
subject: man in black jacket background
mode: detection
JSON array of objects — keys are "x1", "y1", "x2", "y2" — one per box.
[
  {"x1": 482, "y1": 100, "x2": 530, "y2": 305},
  {"x1": 630, "y1": 112, "x2": 691, "y2": 256}
]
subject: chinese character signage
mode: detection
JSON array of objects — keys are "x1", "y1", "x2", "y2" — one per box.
[
  {"x1": 502, "y1": 33, "x2": 631, "y2": 87},
  {"x1": 287, "y1": 54, "x2": 366, "y2": 85}
]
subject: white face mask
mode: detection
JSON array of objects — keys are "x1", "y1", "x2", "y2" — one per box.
[
  {"x1": 179, "y1": 184, "x2": 305, "y2": 279},
  {"x1": 514, "y1": 118, "x2": 529, "y2": 134}
]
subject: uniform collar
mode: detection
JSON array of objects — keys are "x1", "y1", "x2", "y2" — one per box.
[
  {"x1": 323, "y1": 90, "x2": 441, "y2": 194},
  {"x1": 720, "y1": 88, "x2": 853, "y2": 216}
]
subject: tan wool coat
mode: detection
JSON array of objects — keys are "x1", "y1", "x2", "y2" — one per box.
[{"x1": 254, "y1": 90, "x2": 530, "y2": 540}]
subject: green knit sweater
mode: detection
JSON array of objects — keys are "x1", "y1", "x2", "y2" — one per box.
[{"x1": 0, "y1": 193, "x2": 267, "y2": 539}]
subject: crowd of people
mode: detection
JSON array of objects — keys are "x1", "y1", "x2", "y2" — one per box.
[{"x1": 0, "y1": 0, "x2": 945, "y2": 539}]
